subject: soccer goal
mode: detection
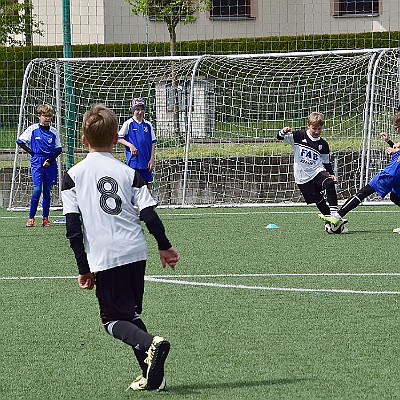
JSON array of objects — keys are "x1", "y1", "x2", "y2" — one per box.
[{"x1": 7, "y1": 48, "x2": 400, "y2": 210}]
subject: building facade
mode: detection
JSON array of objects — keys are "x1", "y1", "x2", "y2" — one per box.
[{"x1": 28, "y1": 1, "x2": 398, "y2": 47}]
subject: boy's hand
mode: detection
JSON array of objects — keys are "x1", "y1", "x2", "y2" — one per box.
[
  {"x1": 43, "y1": 159, "x2": 51, "y2": 168},
  {"x1": 282, "y1": 127, "x2": 291, "y2": 134},
  {"x1": 387, "y1": 142, "x2": 400, "y2": 155},
  {"x1": 78, "y1": 272, "x2": 95, "y2": 290},
  {"x1": 330, "y1": 175, "x2": 337, "y2": 183},
  {"x1": 159, "y1": 247, "x2": 180, "y2": 270},
  {"x1": 128, "y1": 143, "x2": 138, "y2": 156},
  {"x1": 380, "y1": 132, "x2": 390, "y2": 142}
]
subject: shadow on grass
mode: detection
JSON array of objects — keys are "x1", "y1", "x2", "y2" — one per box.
[{"x1": 169, "y1": 377, "x2": 310, "y2": 394}]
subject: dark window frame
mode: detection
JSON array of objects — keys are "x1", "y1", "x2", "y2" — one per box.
[
  {"x1": 333, "y1": 0, "x2": 379, "y2": 17},
  {"x1": 210, "y1": 0, "x2": 255, "y2": 21}
]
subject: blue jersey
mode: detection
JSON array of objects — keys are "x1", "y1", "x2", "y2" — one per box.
[
  {"x1": 369, "y1": 152, "x2": 400, "y2": 197},
  {"x1": 17, "y1": 123, "x2": 62, "y2": 186},
  {"x1": 17, "y1": 123, "x2": 62, "y2": 157},
  {"x1": 118, "y1": 117, "x2": 157, "y2": 170}
]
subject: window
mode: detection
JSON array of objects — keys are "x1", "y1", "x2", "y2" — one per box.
[
  {"x1": 332, "y1": 0, "x2": 379, "y2": 17},
  {"x1": 210, "y1": 0, "x2": 253, "y2": 20}
]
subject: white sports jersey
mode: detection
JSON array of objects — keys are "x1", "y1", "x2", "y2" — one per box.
[
  {"x1": 281, "y1": 129, "x2": 330, "y2": 184},
  {"x1": 62, "y1": 152, "x2": 157, "y2": 273}
]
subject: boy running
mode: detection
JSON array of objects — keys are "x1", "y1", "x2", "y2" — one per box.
[{"x1": 61, "y1": 104, "x2": 179, "y2": 391}]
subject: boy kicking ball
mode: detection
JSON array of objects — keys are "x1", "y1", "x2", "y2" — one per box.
[
  {"x1": 61, "y1": 104, "x2": 180, "y2": 391},
  {"x1": 277, "y1": 112, "x2": 348, "y2": 233}
]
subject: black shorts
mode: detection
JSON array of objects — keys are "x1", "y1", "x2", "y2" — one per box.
[
  {"x1": 95, "y1": 260, "x2": 146, "y2": 323},
  {"x1": 298, "y1": 171, "x2": 331, "y2": 204}
]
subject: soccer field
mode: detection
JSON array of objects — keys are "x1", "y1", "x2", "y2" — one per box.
[{"x1": 0, "y1": 206, "x2": 399, "y2": 399}]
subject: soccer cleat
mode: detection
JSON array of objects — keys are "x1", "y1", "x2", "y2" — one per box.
[
  {"x1": 42, "y1": 217, "x2": 51, "y2": 227},
  {"x1": 393, "y1": 227, "x2": 400, "y2": 233},
  {"x1": 127, "y1": 374, "x2": 166, "y2": 391},
  {"x1": 145, "y1": 336, "x2": 170, "y2": 390},
  {"x1": 26, "y1": 218, "x2": 35, "y2": 227},
  {"x1": 318, "y1": 213, "x2": 347, "y2": 227}
]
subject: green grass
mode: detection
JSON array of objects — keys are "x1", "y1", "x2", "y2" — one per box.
[{"x1": 0, "y1": 206, "x2": 399, "y2": 399}]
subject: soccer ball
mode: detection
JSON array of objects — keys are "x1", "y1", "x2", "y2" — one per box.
[{"x1": 324, "y1": 222, "x2": 348, "y2": 234}]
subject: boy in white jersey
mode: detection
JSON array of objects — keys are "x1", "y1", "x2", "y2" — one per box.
[
  {"x1": 61, "y1": 104, "x2": 180, "y2": 391},
  {"x1": 277, "y1": 112, "x2": 347, "y2": 232}
]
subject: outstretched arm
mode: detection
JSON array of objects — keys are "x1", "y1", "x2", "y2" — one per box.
[
  {"x1": 380, "y1": 132, "x2": 395, "y2": 148},
  {"x1": 277, "y1": 127, "x2": 291, "y2": 140}
]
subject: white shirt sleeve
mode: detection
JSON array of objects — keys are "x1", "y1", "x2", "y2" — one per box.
[
  {"x1": 17, "y1": 125, "x2": 34, "y2": 143},
  {"x1": 62, "y1": 172, "x2": 80, "y2": 214},
  {"x1": 118, "y1": 119, "x2": 130, "y2": 139}
]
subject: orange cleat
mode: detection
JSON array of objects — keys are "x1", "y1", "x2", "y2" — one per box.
[
  {"x1": 26, "y1": 218, "x2": 35, "y2": 227},
  {"x1": 42, "y1": 217, "x2": 51, "y2": 227}
]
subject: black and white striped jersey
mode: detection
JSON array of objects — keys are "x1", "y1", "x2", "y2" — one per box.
[{"x1": 277, "y1": 129, "x2": 331, "y2": 184}]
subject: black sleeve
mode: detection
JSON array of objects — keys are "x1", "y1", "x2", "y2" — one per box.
[
  {"x1": 46, "y1": 147, "x2": 62, "y2": 163},
  {"x1": 276, "y1": 130, "x2": 285, "y2": 140},
  {"x1": 16, "y1": 141, "x2": 33, "y2": 156},
  {"x1": 387, "y1": 140, "x2": 395, "y2": 148},
  {"x1": 140, "y1": 206, "x2": 172, "y2": 250},
  {"x1": 323, "y1": 162, "x2": 334, "y2": 175},
  {"x1": 65, "y1": 213, "x2": 90, "y2": 275}
]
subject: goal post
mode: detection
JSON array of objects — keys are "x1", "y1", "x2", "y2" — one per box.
[{"x1": 7, "y1": 49, "x2": 400, "y2": 210}]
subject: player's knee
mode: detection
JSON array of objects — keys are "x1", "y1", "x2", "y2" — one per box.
[
  {"x1": 103, "y1": 320, "x2": 117, "y2": 337},
  {"x1": 42, "y1": 185, "x2": 51, "y2": 199},
  {"x1": 322, "y1": 178, "x2": 335, "y2": 192},
  {"x1": 32, "y1": 186, "x2": 42, "y2": 199},
  {"x1": 132, "y1": 316, "x2": 147, "y2": 332}
]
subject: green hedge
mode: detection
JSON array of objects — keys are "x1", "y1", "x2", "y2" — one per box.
[{"x1": 1, "y1": 31, "x2": 400, "y2": 88}]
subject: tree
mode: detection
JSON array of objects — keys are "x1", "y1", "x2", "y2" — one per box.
[
  {"x1": 0, "y1": 0, "x2": 43, "y2": 46},
  {"x1": 125, "y1": 0, "x2": 211, "y2": 57},
  {"x1": 125, "y1": 0, "x2": 211, "y2": 139}
]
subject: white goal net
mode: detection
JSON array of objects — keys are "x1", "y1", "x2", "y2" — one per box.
[{"x1": 7, "y1": 49, "x2": 400, "y2": 210}]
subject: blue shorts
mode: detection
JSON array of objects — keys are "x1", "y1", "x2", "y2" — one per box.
[
  {"x1": 31, "y1": 156, "x2": 58, "y2": 187},
  {"x1": 369, "y1": 171, "x2": 397, "y2": 198},
  {"x1": 135, "y1": 168, "x2": 153, "y2": 183}
]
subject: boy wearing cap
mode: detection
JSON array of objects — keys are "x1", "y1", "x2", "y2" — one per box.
[{"x1": 118, "y1": 98, "x2": 157, "y2": 185}]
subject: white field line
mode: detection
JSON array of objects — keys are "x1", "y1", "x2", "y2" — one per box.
[
  {"x1": 1, "y1": 273, "x2": 399, "y2": 295},
  {"x1": 145, "y1": 277, "x2": 400, "y2": 295},
  {"x1": 150, "y1": 273, "x2": 400, "y2": 277},
  {"x1": 1, "y1": 208, "x2": 400, "y2": 219}
]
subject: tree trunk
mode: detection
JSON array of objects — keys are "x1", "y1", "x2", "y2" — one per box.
[{"x1": 168, "y1": 24, "x2": 181, "y2": 141}]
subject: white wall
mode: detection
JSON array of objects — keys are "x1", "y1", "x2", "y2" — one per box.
[{"x1": 29, "y1": 0, "x2": 400, "y2": 47}]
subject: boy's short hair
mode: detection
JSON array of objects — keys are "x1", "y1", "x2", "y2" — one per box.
[
  {"x1": 307, "y1": 112, "x2": 325, "y2": 127},
  {"x1": 37, "y1": 103, "x2": 54, "y2": 116},
  {"x1": 82, "y1": 104, "x2": 118, "y2": 148},
  {"x1": 392, "y1": 112, "x2": 400, "y2": 127}
]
